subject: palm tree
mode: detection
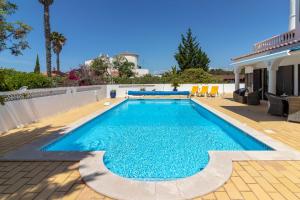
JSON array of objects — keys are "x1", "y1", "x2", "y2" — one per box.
[
  {"x1": 39, "y1": 0, "x2": 53, "y2": 77},
  {"x1": 50, "y1": 32, "x2": 66, "y2": 72}
]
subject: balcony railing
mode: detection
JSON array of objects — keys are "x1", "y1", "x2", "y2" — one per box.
[{"x1": 254, "y1": 29, "x2": 298, "y2": 52}]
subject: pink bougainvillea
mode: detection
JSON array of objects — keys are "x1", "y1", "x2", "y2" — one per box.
[{"x1": 68, "y1": 70, "x2": 79, "y2": 81}]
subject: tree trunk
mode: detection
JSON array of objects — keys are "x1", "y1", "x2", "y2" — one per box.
[
  {"x1": 56, "y1": 53, "x2": 60, "y2": 72},
  {"x1": 43, "y1": 4, "x2": 52, "y2": 77}
]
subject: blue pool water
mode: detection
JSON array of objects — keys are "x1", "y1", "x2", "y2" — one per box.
[{"x1": 44, "y1": 99, "x2": 271, "y2": 180}]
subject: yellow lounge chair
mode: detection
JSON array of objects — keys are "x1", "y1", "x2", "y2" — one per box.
[
  {"x1": 208, "y1": 86, "x2": 219, "y2": 97},
  {"x1": 191, "y1": 86, "x2": 199, "y2": 96},
  {"x1": 198, "y1": 86, "x2": 208, "y2": 97}
]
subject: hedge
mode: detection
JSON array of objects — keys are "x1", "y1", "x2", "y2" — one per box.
[{"x1": 0, "y1": 68, "x2": 53, "y2": 91}]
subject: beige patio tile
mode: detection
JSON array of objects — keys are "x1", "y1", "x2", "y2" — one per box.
[
  {"x1": 231, "y1": 177, "x2": 250, "y2": 191},
  {"x1": 267, "y1": 193, "x2": 286, "y2": 200},
  {"x1": 1, "y1": 96, "x2": 300, "y2": 199},
  {"x1": 253, "y1": 177, "x2": 276, "y2": 193},
  {"x1": 236, "y1": 170, "x2": 256, "y2": 184},
  {"x1": 272, "y1": 183, "x2": 299, "y2": 200},
  {"x1": 241, "y1": 191, "x2": 258, "y2": 200},
  {"x1": 242, "y1": 165, "x2": 261, "y2": 177},
  {"x1": 278, "y1": 177, "x2": 300, "y2": 193},
  {"x1": 202, "y1": 193, "x2": 216, "y2": 199},
  {"x1": 214, "y1": 192, "x2": 231, "y2": 200},
  {"x1": 223, "y1": 181, "x2": 243, "y2": 199},
  {"x1": 258, "y1": 171, "x2": 280, "y2": 184},
  {"x1": 248, "y1": 184, "x2": 272, "y2": 200}
]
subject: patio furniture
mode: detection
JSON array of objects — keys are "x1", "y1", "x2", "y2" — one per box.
[
  {"x1": 208, "y1": 86, "x2": 219, "y2": 97},
  {"x1": 247, "y1": 90, "x2": 261, "y2": 105},
  {"x1": 265, "y1": 93, "x2": 286, "y2": 116},
  {"x1": 233, "y1": 88, "x2": 247, "y2": 104},
  {"x1": 191, "y1": 86, "x2": 199, "y2": 96},
  {"x1": 198, "y1": 86, "x2": 209, "y2": 97},
  {"x1": 287, "y1": 97, "x2": 300, "y2": 122}
]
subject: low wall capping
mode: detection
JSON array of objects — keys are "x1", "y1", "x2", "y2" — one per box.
[
  {"x1": 0, "y1": 83, "x2": 242, "y2": 133},
  {"x1": 1, "y1": 89, "x2": 68, "y2": 102},
  {"x1": 76, "y1": 85, "x2": 103, "y2": 92},
  {"x1": 107, "y1": 83, "x2": 245, "y2": 98}
]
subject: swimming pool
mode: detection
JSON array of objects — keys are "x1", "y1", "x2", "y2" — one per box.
[{"x1": 44, "y1": 99, "x2": 271, "y2": 180}]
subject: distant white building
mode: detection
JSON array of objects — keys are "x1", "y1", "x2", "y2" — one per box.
[
  {"x1": 85, "y1": 52, "x2": 150, "y2": 77},
  {"x1": 118, "y1": 52, "x2": 139, "y2": 68}
]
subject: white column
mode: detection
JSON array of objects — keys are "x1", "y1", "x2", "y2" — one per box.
[
  {"x1": 267, "y1": 64, "x2": 277, "y2": 94},
  {"x1": 290, "y1": 0, "x2": 297, "y2": 30},
  {"x1": 234, "y1": 68, "x2": 241, "y2": 91},
  {"x1": 294, "y1": 64, "x2": 299, "y2": 96}
]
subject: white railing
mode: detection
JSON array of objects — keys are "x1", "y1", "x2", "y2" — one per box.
[
  {"x1": 0, "y1": 85, "x2": 107, "y2": 133},
  {"x1": 254, "y1": 29, "x2": 298, "y2": 52}
]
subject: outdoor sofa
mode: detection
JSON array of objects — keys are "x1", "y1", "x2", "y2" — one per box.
[
  {"x1": 265, "y1": 93, "x2": 287, "y2": 116},
  {"x1": 233, "y1": 88, "x2": 260, "y2": 105},
  {"x1": 247, "y1": 90, "x2": 261, "y2": 105},
  {"x1": 233, "y1": 88, "x2": 247, "y2": 104}
]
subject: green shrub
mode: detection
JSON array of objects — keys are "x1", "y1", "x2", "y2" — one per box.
[
  {"x1": 112, "y1": 69, "x2": 220, "y2": 85},
  {"x1": 113, "y1": 74, "x2": 168, "y2": 84},
  {"x1": 171, "y1": 78, "x2": 180, "y2": 88},
  {"x1": 0, "y1": 70, "x2": 5, "y2": 91},
  {"x1": 0, "y1": 68, "x2": 54, "y2": 91},
  {"x1": 179, "y1": 68, "x2": 219, "y2": 83},
  {"x1": 51, "y1": 76, "x2": 67, "y2": 87}
]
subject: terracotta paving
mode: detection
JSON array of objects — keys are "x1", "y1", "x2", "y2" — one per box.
[{"x1": 0, "y1": 96, "x2": 300, "y2": 199}]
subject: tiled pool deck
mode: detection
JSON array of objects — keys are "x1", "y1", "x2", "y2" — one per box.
[{"x1": 1, "y1": 96, "x2": 300, "y2": 199}]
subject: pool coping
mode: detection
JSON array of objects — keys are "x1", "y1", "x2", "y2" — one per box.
[
  {"x1": 0, "y1": 99, "x2": 127, "y2": 161},
  {"x1": 1, "y1": 98, "x2": 300, "y2": 200}
]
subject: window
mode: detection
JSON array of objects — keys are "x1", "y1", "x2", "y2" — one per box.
[{"x1": 276, "y1": 66, "x2": 294, "y2": 96}]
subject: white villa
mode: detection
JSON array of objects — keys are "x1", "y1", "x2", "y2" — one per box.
[
  {"x1": 85, "y1": 52, "x2": 150, "y2": 77},
  {"x1": 232, "y1": 0, "x2": 300, "y2": 98}
]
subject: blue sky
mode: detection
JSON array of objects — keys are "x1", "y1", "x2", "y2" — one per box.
[{"x1": 0, "y1": 0, "x2": 289, "y2": 73}]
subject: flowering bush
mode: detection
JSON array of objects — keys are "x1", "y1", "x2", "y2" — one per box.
[{"x1": 68, "y1": 70, "x2": 80, "y2": 81}]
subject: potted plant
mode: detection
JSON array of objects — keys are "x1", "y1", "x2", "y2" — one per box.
[
  {"x1": 171, "y1": 78, "x2": 180, "y2": 91},
  {"x1": 110, "y1": 89, "x2": 116, "y2": 98}
]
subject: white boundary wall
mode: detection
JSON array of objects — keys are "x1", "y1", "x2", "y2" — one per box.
[
  {"x1": 0, "y1": 85, "x2": 106, "y2": 133},
  {"x1": 0, "y1": 83, "x2": 243, "y2": 133},
  {"x1": 107, "y1": 83, "x2": 244, "y2": 98}
]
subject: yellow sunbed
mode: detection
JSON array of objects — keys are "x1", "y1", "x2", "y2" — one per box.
[
  {"x1": 191, "y1": 86, "x2": 199, "y2": 96},
  {"x1": 198, "y1": 86, "x2": 208, "y2": 97},
  {"x1": 208, "y1": 86, "x2": 219, "y2": 97}
]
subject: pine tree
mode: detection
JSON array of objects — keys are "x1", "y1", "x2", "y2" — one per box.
[
  {"x1": 175, "y1": 28, "x2": 210, "y2": 71},
  {"x1": 34, "y1": 54, "x2": 41, "y2": 73}
]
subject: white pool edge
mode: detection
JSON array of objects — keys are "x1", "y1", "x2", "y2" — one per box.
[
  {"x1": 190, "y1": 98, "x2": 298, "y2": 153},
  {"x1": 2, "y1": 98, "x2": 300, "y2": 200},
  {"x1": 0, "y1": 99, "x2": 127, "y2": 161},
  {"x1": 79, "y1": 98, "x2": 300, "y2": 200}
]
